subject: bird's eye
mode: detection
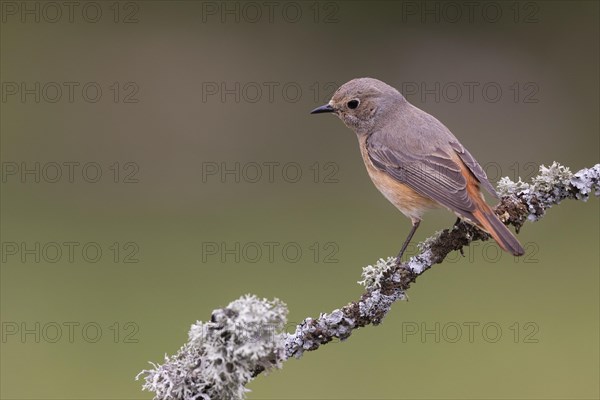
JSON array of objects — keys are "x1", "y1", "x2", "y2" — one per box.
[{"x1": 347, "y1": 99, "x2": 360, "y2": 109}]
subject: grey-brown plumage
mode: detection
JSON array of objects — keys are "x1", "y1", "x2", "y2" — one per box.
[{"x1": 311, "y1": 77, "x2": 524, "y2": 258}]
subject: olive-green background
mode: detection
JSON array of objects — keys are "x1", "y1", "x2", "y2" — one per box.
[{"x1": 1, "y1": 1, "x2": 598, "y2": 399}]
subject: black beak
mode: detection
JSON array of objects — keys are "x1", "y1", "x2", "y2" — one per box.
[{"x1": 310, "y1": 104, "x2": 335, "y2": 114}]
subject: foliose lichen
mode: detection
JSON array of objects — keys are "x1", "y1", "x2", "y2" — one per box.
[{"x1": 570, "y1": 163, "x2": 600, "y2": 201}]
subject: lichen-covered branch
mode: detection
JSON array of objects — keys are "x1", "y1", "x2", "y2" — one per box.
[
  {"x1": 137, "y1": 162, "x2": 600, "y2": 400},
  {"x1": 137, "y1": 295, "x2": 288, "y2": 399}
]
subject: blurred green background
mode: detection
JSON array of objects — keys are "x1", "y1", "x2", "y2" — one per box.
[{"x1": 1, "y1": 1, "x2": 598, "y2": 399}]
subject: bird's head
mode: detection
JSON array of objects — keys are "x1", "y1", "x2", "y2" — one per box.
[{"x1": 310, "y1": 77, "x2": 405, "y2": 134}]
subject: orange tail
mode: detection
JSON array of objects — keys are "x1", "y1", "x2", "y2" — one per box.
[
  {"x1": 472, "y1": 205, "x2": 525, "y2": 256},
  {"x1": 452, "y1": 151, "x2": 525, "y2": 256}
]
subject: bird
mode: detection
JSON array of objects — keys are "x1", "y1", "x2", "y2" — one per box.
[{"x1": 310, "y1": 77, "x2": 524, "y2": 260}]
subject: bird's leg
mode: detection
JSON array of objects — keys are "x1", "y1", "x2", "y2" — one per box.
[{"x1": 396, "y1": 219, "x2": 420, "y2": 263}]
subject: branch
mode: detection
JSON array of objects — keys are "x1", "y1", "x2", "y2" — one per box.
[{"x1": 137, "y1": 162, "x2": 600, "y2": 400}]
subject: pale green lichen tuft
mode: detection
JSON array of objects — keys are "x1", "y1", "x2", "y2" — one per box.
[
  {"x1": 496, "y1": 176, "x2": 530, "y2": 197},
  {"x1": 358, "y1": 257, "x2": 397, "y2": 291}
]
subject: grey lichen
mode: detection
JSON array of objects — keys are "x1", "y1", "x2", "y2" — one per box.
[
  {"x1": 407, "y1": 248, "x2": 434, "y2": 274},
  {"x1": 358, "y1": 288, "x2": 403, "y2": 323},
  {"x1": 528, "y1": 162, "x2": 573, "y2": 210},
  {"x1": 285, "y1": 258, "x2": 413, "y2": 360},
  {"x1": 139, "y1": 163, "x2": 599, "y2": 400},
  {"x1": 358, "y1": 261, "x2": 407, "y2": 323},
  {"x1": 571, "y1": 164, "x2": 600, "y2": 200},
  {"x1": 285, "y1": 309, "x2": 356, "y2": 359},
  {"x1": 137, "y1": 295, "x2": 287, "y2": 400},
  {"x1": 404, "y1": 230, "x2": 447, "y2": 274},
  {"x1": 495, "y1": 162, "x2": 600, "y2": 221},
  {"x1": 417, "y1": 230, "x2": 445, "y2": 252}
]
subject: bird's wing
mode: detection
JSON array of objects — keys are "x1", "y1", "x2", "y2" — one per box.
[
  {"x1": 449, "y1": 140, "x2": 499, "y2": 199},
  {"x1": 366, "y1": 128, "x2": 478, "y2": 217}
]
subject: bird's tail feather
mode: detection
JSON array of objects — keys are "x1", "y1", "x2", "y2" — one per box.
[{"x1": 472, "y1": 205, "x2": 525, "y2": 256}]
